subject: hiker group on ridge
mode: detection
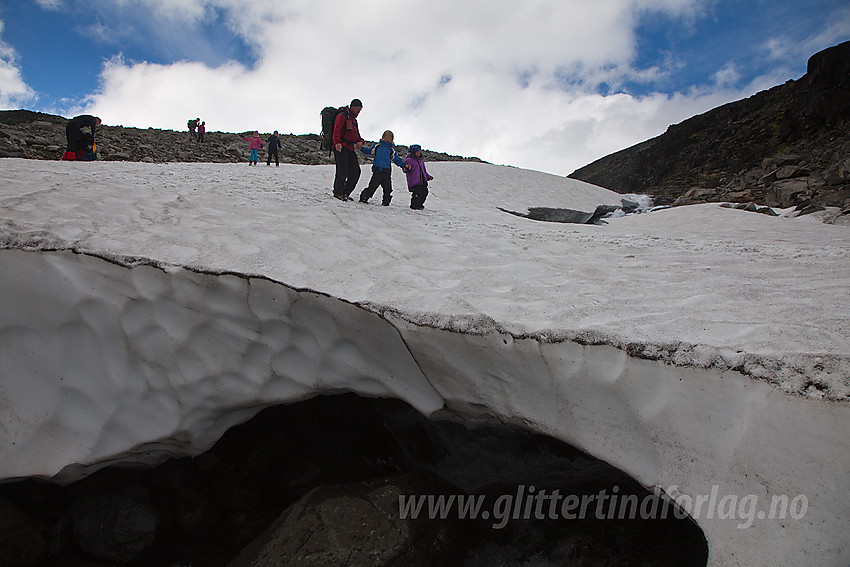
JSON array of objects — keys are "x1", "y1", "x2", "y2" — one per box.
[{"x1": 61, "y1": 99, "x2": 435, "y2": 210}]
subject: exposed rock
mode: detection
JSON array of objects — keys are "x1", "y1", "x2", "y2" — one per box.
[
  {"x1": 569, "y1": 41, "x2": 850, "y2": 209},
  {"x1": 775, "y1": 164, "x2": 810, "y2": 179},
  {"x1": 673, "y1": 187, "x2": 723, "y2": 206},
  {"x1": 0, "y1": 110, "x2": 483, "y2": 167},
  {"x1": 763, "y1": 153, "x2": 802, "y2": 170},
  {"x1": 793, "y1": 200, "x2": 827, "y2": 216},
  {"x1": 0, "y1": 394, "x2": 707, "y2": 566},
  {"x1": 735, "y1": 202, "x2": 759, "y2": 212},
  {"x1": 764, "y1": 178, "x2": 810, "y2": 207},
  {"x1": 498, "y1": 204, "x2": 621, "y2": 225},
  {"x1": 620, "y1": 198, "x2": 640, "y2": 213},
  {"x1": 227, "y1": 473, "x2": 466, "y2": 567},
  {"x1": 527, "y1": 207, "x2": 595, "y2": 224},
  {"x1": 70, "y1": 494, "x2": 159, "y2": 564}
]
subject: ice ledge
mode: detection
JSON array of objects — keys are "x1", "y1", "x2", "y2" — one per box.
[
  {"x1": 1, "y1": 249, "x2": 849, "y2": 566},
  {"x1": 362, "y1": 301, "x2": 849, "y2": 402}
]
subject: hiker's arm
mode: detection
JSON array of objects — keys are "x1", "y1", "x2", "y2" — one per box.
[{"x1": 332, "y1": 112, "x2": 345, "y2": 148}]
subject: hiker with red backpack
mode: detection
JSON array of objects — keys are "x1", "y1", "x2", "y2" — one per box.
[
  {"x1": 62, "y1": 114, "x2": 101, "y2": 161},
  {"x1": 330, "y1": 99, "x2": 365, "y2": 201}
]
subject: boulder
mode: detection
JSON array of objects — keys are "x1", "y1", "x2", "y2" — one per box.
[
  {"x1": 762, "y1": 153, "x2": 802, "y2": 171},
  {"x1": 227, "y1": 473, "x2": 466, "y2": 567},
  {"x1": 764, "y1": 178, "x2": 809, "y2": 207},
  {"x1": 526, "y1": 207, "x2": 594, "y2": 224},
  {"x1": 673, "y1": 186, "x2": 720, "y2": 206},
  {"x1": 724, "y1": 189, "x2": 758, "y2": 203},
  {"x1": 734, "y1": 202, "x2": 758, "y2": 212},
  {"x1": 775, "y1": 164, "x2": 810, "y2": 179},
  {"x1": 793, "y1": 200, "x2": 826, "y2": 216},
  {"x1": 70, "y1": 494, "x2": 159, "y2": 564},
  {"x1": 760, "y1": 169, "x2": 779, "y2": 186},
  {"x1": 620, "y1": 198, "x2": 640, "y2": 213}
]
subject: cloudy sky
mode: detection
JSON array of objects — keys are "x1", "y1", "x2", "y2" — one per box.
[{"x1": 1, "y1": 0, "x2": 847, "y2": 175}]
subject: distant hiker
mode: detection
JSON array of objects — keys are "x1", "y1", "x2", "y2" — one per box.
[
  {"x1": 242, "y1": 131, "x2": 264, "y2": 165},
  {"x1": 62, "y1": 114, "x2": 101, "y2": 161},
  {"x1": 197, "y1": 121, "x2": 205, "y2": 143},
  {"x1": 266, "y1": 131, "x2": 283, "y2": 166},
  {"x1": 332, "y1": 98, "x2": 365, "y2": 201},
  {"x1": 358, "y1": 130, "x2": 410, "y2": 206},
  {"x1": 404, "y1": 144, "x2": 433, "y2": 210},
  {"x1": 188, "y1": 118, "x2": 200, "y2": 140}
]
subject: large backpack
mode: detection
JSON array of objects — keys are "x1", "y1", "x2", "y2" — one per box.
[{"x1": 319, "y1": 106, "x2": 348, "y2": 154}]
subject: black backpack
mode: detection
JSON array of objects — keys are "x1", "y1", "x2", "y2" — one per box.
[{"x1": 319, "y1": 106, "x2": 348, "y2": 154}]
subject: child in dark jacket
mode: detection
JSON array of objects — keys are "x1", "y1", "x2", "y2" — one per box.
[
  {"x1": 358, "y1": 130, "x2": 410, "y2": 205},
  {"x1": 404, "y1": 144, "x2": 433, "y2": 210},
  {"x1": 266, "y1": 131, "x2": 283, "y2": 166}
]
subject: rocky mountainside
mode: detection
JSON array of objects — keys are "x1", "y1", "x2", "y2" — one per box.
[
  {"x1": 569, "y1": 40, "x2": 850, "y2": 212},
  {"x1": 0, "y1": 110, "x2": 482, "y2": 166}
]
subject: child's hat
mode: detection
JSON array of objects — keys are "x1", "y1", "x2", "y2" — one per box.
[{"x1": 409, "y1": 144, "x2": 422, "y2": 152}]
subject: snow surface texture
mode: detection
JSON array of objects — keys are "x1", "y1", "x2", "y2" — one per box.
[{"x1": 1, "y1": 158, "x2": 849, "y2": 566}]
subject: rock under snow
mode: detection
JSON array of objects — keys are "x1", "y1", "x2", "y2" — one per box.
[{"x1": 0, "y1": 158, "x2": 849, "y2": 566}]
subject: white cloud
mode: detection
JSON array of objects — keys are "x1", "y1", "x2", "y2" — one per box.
[
  {"x1": 766, "y1": 6, "x2": 850, "y2": 65},
  {"x1": 33, "y1": 0, "x2": 64, "y2": 9},
  {"x1": 78, "y1": 0, "x2": 774, "y2": 175},
  {"x1": 712, "y1": 62, "x2": 740, "y2": 88},
  {"x1": 0, "y1": 21, "x2": 36, "y2": 109},
  {"x1": 103, "y1": 0, "x2": 211, "y2": 25}
]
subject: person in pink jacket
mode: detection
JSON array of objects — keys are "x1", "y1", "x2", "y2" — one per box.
[{"x1": 242, "y1": 131, "x2": 264, "y2": 165}]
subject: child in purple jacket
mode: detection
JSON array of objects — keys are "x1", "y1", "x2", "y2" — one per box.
[
  {"x1": 242, "y1": 131, "x2": 264, "y2": 165},
  {"x1": 404, "y1": 144, "x2": 434, "y2": 210}
]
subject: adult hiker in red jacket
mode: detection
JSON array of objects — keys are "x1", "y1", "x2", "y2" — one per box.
[{"x1": 331, "y1": 98, "x2": 365, "y2": 201}]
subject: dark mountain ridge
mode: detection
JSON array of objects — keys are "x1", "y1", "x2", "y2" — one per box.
[{"x1": 568, "y1": 40, "x2": 850, "y2": 211}]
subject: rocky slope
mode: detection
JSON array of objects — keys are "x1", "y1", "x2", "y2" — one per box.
[
  {"x1": 568, "y1": 40, "x2": 850, "y2": 212},
  {"x1": 0, "y1": 110, "x2": 482, "y2": 166}
]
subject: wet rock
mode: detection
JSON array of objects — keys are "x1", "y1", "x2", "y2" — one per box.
[
  {"x1": 620, "y1": 198, "x2": 640, "y2": 212},
  {"x1": 527, "y1": 207, "x2": 594, "y2": 224}
]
